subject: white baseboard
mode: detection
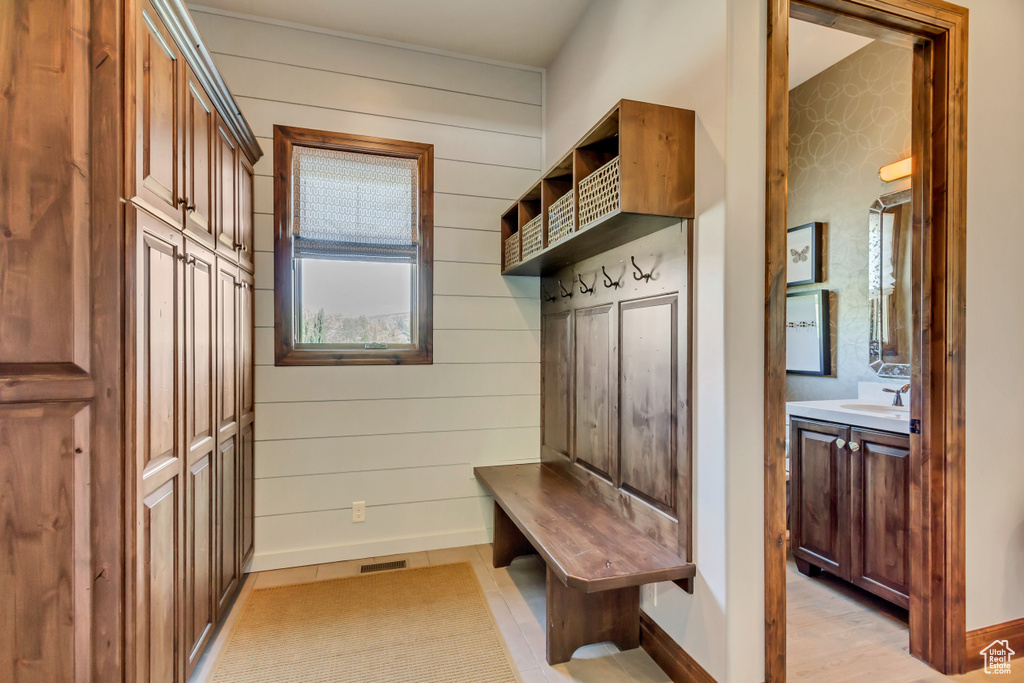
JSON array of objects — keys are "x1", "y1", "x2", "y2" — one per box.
[{"x1": 248, "y1": 527, "x2": 493, "y2": 572}]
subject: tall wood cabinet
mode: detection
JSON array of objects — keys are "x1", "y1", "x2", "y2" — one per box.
[{"x1": 1, "y1": 0, "x2": 258, "y2": 680}]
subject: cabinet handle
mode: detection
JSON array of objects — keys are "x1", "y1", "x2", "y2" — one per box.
[
  {"x1": 186, "y1": 203, "x2": 196, "y2": 212},
  {"x1": 835, "y1": 438, "x2": 846, "y2": 449},
  {"x1": 176, "y1": 253, "x2": 186, "y2": 262},
  {"x1": 849, "y1": 441, "x2": 861, "y2": 452},
  {"x1": 176, "y1": 197, "x2": 186, "y2": 208},
  {"x1": 185, "y1": 254, "x2": 196, "y2": 266}
]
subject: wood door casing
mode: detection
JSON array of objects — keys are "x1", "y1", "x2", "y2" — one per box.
[
  {"x1": 134, "y1": 0, "x2": 183, "y2": 227},
  {"x1": 574, "y1": 304, "x2": 615, "y2": 480},
  {"x1": 184, "y1": 65, "x2": 215, "y2": 247},
  {"x1": 618, "y1": 295, "x2": 677, "y2": 513},
  {"x1": 790, "y1": 418, "x2": 849, "y2": 577},
  {"x1": 541, "y1": 311, "x2": 572, "y2": 459},
  {"x1": 850, "y1": 428, "x2": 910, "y2": 608}
]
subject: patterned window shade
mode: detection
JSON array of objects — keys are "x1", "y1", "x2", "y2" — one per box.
[{"x1": 292, "y1": 145, "x2": 419, "y2": 262}]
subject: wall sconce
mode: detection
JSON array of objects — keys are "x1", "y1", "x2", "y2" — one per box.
[{"x1": 879, "y1": 157, "x2": 912, "y2": 182}]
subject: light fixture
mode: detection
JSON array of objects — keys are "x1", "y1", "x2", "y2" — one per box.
[{"x1": 879, "y1": 157, "x2": 912, "y2": 182}]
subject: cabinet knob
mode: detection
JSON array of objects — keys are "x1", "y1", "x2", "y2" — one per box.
[
  {"x1": 176, "y1": 197, "x2": 186, "y2": 208},
  {"x1": 186, "y1": 203, "x2": 196, "y2": 212},
  {"x1": 835, "y1": 438, "x2": 846, "y2": 449},
  {"x1": 849, "y1": 441, "x2": 861, "y2": 451}
]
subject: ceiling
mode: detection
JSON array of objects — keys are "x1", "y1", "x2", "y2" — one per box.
[
  {"x1": 789, "y1": 18, "x2": 873, "y2": 90},
  {"x1": 189, "y1": 0, "x2": 593, "y2": 68}
]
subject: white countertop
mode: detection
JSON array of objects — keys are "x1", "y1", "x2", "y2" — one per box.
[{"x1": 786, "y1": 398, "x2": 911, "y2": 435}]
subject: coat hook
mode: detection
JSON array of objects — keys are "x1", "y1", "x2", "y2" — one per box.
[
  {"x1": 541, "y1": 285, "x2": 556, "y2": 303},
  {"x1": 577, "y1": 273, "x2": 595, "y2": 295},
  {"x1": 558, "y1": 279, "x2": 573, "y2": 298},
  {"x1": 602, "y1": 265, "x2": 622, "y2": 289},
  {"x1": 631, "y1": 256, "x2": 653, "y2": 283}
]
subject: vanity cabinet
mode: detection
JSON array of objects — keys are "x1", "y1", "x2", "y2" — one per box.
[{"x1": 790, "y1": 418, "x2": 910, "y2": 608}]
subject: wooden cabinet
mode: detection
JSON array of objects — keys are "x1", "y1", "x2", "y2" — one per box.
[
  {"x1": 215, "y1": 118, "x2": 239, "y2": 261},
  {"x1": 238, "y1": 158, "x2": 256, "y2": 272},
  {"x1": 184, "y1": 65, "x2": 216, "y2": 246},
  {"x1": 789, "y1": 417, "x2": 910, "y2": 608}
]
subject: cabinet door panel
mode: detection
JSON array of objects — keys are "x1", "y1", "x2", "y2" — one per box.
[
  {"x1": 134, "y1": 1, "x2": 183, "y2": 226},
  {"x1": 238, "y1": 273, "x2": 254, "y2": 423},
  {"x1": 217, "y1": 262, "x2": 238, "y2": 440},
  {"x1": 185, "y1": 453, "x2": 214, "y2": 671},
  {"x1": 142, "y1": 478, "x2": 180, "y2": 683},
  {"x1": 850, "y1": 428, "x2": 910, "y2": 607},
  {"x1": 238, "y1": 159, "x2": 255, "y2": 272},
  {"x1": 185, "y1": 242, "x2": 216, "y2": 459},
  {"x1": 215, "y1": 120, "x2": 238, "y2": 261},
  {"x1": 184, "y1": 67, "x2": 215, "y2": 246},
  {"x1": 574, "y1": 304, "x2": 614, "y2": 479},
  {"x1": 240, "y1": 421, "x2": 255, "y2": 565},
  {"x1": 216, "y1": 436, "x2": 238, "y2": 612},
  {"x1": 618, "y1": 295, "x2": 676, "y2": 512},
  {"x1": 541, "y1": 311, "x2": 571, "y2": 459},
  {"x1": 790, "y1": 419, "x2": 849, "y2": 577},
  {"x1": 137, "y1": 213, "x2": 183, "y2": 476}
]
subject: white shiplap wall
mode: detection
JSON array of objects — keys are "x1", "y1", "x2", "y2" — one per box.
[{"x1": 191, "y1": 8, "x2": 543, "y2": 571}]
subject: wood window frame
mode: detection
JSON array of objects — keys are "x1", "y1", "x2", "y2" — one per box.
[
  {"x1": 765, "y1": 0, "x2": 968, "y2": 678},
  {"x1": 273, "y1": 125, "x2": 434, "y2": 366}
]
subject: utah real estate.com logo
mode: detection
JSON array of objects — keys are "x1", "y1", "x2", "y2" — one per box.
[{"x1": 981, "y1": 639, "x2": 1015, "y2": 675}]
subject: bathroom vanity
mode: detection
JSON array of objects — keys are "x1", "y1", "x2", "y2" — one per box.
[{"x1": 788, "y1": 399, "x2": 911, "y2": 608}]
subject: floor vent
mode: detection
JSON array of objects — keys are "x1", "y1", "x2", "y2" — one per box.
[{"x1": 360, "y1": 560, "x2": 406, "y2": 574}]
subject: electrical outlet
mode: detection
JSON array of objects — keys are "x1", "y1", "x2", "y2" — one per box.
[
  {"x1": 352, "y1": 501, "x2": 366, "y2": 522},
  {"x1": 643, "y1": 583, "x2": 658, "y2": 607}
]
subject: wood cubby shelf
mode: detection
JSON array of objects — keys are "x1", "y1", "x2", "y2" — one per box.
[{"x1": 500, "y1": 99, "x2": 695, "y2": 276}]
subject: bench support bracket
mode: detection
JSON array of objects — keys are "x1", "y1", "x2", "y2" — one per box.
[
  {"x1": 545, "y1": 567, "x2": 640, "y2": 665},
  {"x1": 492, "y1": 501, "x2": 538, "y2": 567}
]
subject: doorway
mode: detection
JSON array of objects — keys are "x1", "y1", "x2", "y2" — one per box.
[{"x1": 763, "y1": 0, "x2": 968, "y2": 680}]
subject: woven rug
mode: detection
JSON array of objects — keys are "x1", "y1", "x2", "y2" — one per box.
[{"x1": 209, "y1": 562, "x2": 520, "y2": 683}]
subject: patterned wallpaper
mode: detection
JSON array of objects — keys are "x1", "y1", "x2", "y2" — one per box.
[{"x1": 787, "y1": 39, "x2": 913, "y2": 402}]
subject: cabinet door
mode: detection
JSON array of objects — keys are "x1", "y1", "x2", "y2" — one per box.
[
  {"x1": 849, "y1": 428, "x2": 910, "y2": 608},
  {"x1": 214, "y1": 118, "x2": 238, "y2": 261},
  {"x1": 182, "y1": 239, "x2": 216, "y2": 672},
  {"x1": 541, "y1": 311, "x2": 571, "y2": 459},
  {"x1": 134, "y1": 208, "x2": 185, "y2": 683},
  {"x1": 217, "y1": 260, "x2": 239, "y2": 442},
  {"x1": 183, "y1": 66, "x2": 215, "y2": 247},
  {"x1": 215, "y1": 435, "x2": 239, "y2": 612},
  {"x1": 237, "y1": 158, "x2": 255, "y2": 273},
  {"x1": 133, "y1": 0, "x2": 184, "y2": 227},
  {"x1": 237, "y1": 270, "x2": 255, "y2": 567},
  {"x1": 240, "y1": 421, "x2": 255, "y2": 566},
  {"x1": 790, "y1": 418, "x2": 850, "y2": 578}
]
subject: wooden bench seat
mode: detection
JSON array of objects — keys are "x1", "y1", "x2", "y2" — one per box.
[{"x1": 474, "y1": 463, "x2": 696, "y2": 664}]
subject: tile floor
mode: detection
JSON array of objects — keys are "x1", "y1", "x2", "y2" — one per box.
[{"x1": 189, "y1": 544, "x2": 672, "y2": 683}]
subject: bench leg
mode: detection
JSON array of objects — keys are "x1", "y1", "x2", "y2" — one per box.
[
  {"x1": 545, "y1": 567, "x2": 640, "y2": 665},
  {"x1": 491, "y1": 501, "x2": 536, "y2": 568}
]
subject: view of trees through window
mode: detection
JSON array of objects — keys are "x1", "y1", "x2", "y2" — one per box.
[{"x1": 297, "y1": 259, "x2": 414, "y2": 346}]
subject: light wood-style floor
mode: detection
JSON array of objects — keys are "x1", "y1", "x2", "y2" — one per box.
[
  {"x1": 788, "y1": 557, "x2": 1024, "y2": 682},
  {"x1": 190, "y1": 544, "x2": 672, "y2": 683}
]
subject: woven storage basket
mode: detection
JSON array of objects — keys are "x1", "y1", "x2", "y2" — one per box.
[
  {"x1": 577, "y1": 156, "x2": 621, "y2": 228},
  {"x1": 504, "y1": 232, "x2": 520, "y2": 268},
  {"x1": 521, "y1": 215, "x2": 543, "y2": 259},
  {"x1": 547, "y1": 191, "x2": 575, "y2": 246}
]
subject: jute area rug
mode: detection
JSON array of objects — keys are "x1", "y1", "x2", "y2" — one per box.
[{"x1": 208, "y1": 561, "x2": 520, "y2": 682}]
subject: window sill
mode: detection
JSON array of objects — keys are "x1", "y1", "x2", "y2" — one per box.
[{"x1": 274, "y1": 345, "x2": 432, "y2": 367}]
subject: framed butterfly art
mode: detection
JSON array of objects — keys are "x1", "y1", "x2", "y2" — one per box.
[{"x1": 787, "y1": 222, "x2": 824, "y2": 286}]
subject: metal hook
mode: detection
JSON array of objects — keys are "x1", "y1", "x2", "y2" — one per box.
[
  {"x1": 541, "y1": 285, "x2": 556, "y2": 303},
  {"x1": 558, "y1": 279, "x2": 573, "y2": 298},
  {"x1": 602, "y1": 265, "x2": 622, "y2": 289},
  {"x1": 631, "y1": 256, "x2": 652, "y2": 283},
  {"x1": 577, "y1": 274, "x2": 595, "y2": 295}
]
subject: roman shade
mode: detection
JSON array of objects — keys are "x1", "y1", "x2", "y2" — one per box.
[{"x1": 292, "y1": 145, "x2": 419, "y2": 262}]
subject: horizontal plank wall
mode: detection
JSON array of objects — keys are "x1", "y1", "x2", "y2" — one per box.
[{"x1": 191, "y1": 8, "x2": 543, "y2": 571}]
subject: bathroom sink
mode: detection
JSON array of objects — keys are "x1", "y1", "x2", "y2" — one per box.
[{"x1": 839, "y1": 403, "x2": 909, "y2": 417}]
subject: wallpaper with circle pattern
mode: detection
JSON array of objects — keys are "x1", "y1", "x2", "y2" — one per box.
[{"x1": 787, "y1": 39, "x2": 912, "y2": 402}]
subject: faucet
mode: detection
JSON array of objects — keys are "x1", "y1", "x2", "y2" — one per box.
[{"x1": 883, "y1": 384, "x2": 911, "y2": 407}]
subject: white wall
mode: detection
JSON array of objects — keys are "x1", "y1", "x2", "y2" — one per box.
[
  {"x1": 544, "y1": 1, "x2": 765, "y2": 680},
  {"x1": 962, "y1": 0, "x2": 1024, "y2": 632},
  {"x1": 191, "y1": 8, "x2": 545, "y2": 571}
]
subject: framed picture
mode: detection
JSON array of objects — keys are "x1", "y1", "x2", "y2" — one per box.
[
  {"x1": 787, "y1": 289, "x2": 831, "y2": 375},
  {"x1": 787, "y1": 222, "x2": 823, "y2": 286}
]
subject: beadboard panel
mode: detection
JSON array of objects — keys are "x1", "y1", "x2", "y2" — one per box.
[
  {"x1": 255, "y1": 427, "x2": 539, "y2": 479},
  {"x1": 197, "y1": 11, "x2": 542, "y2": 572},
  {"x1": 212, "y1": 53, "x2": 541, "y2": 138},
  {"x1": 222, "y1": 97, "x2": 540, "y2": 169},
  {"x1": 191, "y1": 10, "x2": 543, "y2": 106},
  {"x1": 254, "y1": 363, "x2": 539, "y2": 403}
]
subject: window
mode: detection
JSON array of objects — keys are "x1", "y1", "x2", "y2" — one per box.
[{"x1": 273, "y1": 126, "x2": 433, "y2": 365}]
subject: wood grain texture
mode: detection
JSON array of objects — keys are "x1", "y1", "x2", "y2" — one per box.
[
  {"x1": 491, "y1": 502, "x2": 538, "y2": 569},
  {"x1": 541, "y1": 311, "x2": 572, "y2": 459},
  {"x1": 184, "y1": 63, "x2": 216, "y2": 247},
  {"x1": 639, "y1": 611, "x2": 716, "y2": 683},
  {"x1": 964, "y1": 617, "x2": 1024, "y2": 673},
  {"x1": 789, "y1": 419, "x2": 848, "y2": 578},
  {"x1": 574, "y1": 304, "x2": 615, "y2": 479},
  {"x1": 545, "y1": 566, "x2": 640, "y2": 665},
  {"x1": 474, "y1": 463, "x2": 695, "y2": 592},
  {"x1": 765, "y1": 0, "x2": 968, "y2": 676}
]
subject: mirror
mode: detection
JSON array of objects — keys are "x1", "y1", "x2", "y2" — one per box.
[{"x1": 868, "y1": 188, "x2": 912, "y2": 378}]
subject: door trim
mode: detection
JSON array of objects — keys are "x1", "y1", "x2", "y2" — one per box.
[{"x1": 764, "y1": 0, "x2": 968, "y2": 678}]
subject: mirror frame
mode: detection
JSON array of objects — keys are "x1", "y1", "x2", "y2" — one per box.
[{"x1": 868, "y1": 187, "x2": 912, "y2": 378}]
